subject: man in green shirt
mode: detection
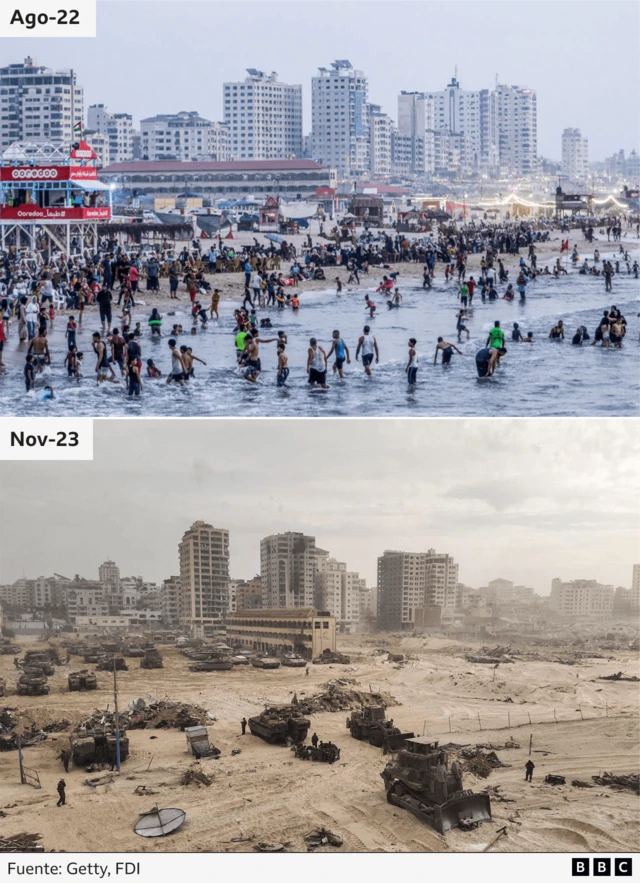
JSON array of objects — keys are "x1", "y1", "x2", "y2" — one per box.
[{"x1": 487, "y1": 320, "x2": 505, "y2": 350}]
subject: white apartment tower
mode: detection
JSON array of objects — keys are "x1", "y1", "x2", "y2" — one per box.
[
  {"x1": 377, "y1": 549, "x2": 459, "y2": 630},
  {"x1": 87, "y1": 104, "x2": 133, "y2": 164},
  {"x1": 312, "y1": 60, "x2": 369, "y2": 177},
  {"x1": 367, "y1": 104, "x2": 393, "y2": 177},
  {"x1": 549, "y1": 578, "x2": 614, "y2": 618},
  {"x1": 394, "y1": 91, "x2": 435, "y2": 176},
  {"x1": 162, "y1": 575, "x2": 181, "y2": 627},
  {"x1": 425, "y1": 77, "x2": 497, "y2": 172},
  {"x1": 495, "y1": 84, "x2": 537, "y2": 176},
  {"x1": 260, "y1": 532, "x2": 324, "y2": 609},
  {"x1": 224, "y1": 70, "x2": 302, "y2": 161},
  {"x1": 0, "y1": 57, "x2": 84, "y2": 149},
  {"x1": 178, "y1": 521, "x2": 230, "y2": 631},
  {"x1": 631, "y1": 564, "x2": 640, "y2": 611},
  {"x1": 315, "y1": 556, "x2": 367, "y2": 633},
  {"x1": 141, "y1": 112, "x2": 229, "y2": 162},
  {"x1": 561, "y1": 127, "x2": 589, "y2": 182}
]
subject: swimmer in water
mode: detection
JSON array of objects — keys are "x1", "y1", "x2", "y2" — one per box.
[
  {"x1": 475, "y1": 345, "x2": 506, "y2": 378},
  {"x1": 327, "y1": 329, "x2": 351, "y2": 379},
  {"x1": 355, "y1": 325, "x2": 379, "y2": 376},
  {"x1": 549, "y1": 320, "x2": 564, "y2": 340},
  {"x1": 512, "y1": 322, "x2": 523, "y2": 342},
  {"x1": 406, "y1": 338, "x2": 418, "y2": 387},
  {"x1": 387, "y1": 288, "x2": 403, "y2": 309},
  {"x1": 434, "y1": 337, "x2": 462, "y2": 366},
  {"x1": 456, "y1": 311, "x2": 470, "y2": 341},
  {"x1": 365, "y1": 295, "x2": 377, "y2": 318},
  {"x1": 40, "y1": 385, "x2": 55, "y2": 401},
  {"x1": 276, "y1": 343, "x2": 289, "y2": 387}
]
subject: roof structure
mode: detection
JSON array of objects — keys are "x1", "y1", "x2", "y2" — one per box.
[{"x1": 102, "y1": 159, "x2": 325, "y2": 174}]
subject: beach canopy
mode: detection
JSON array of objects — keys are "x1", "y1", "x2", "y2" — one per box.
[{"x1": 264, "y1": 233, "x2": 284, "y2": 243}]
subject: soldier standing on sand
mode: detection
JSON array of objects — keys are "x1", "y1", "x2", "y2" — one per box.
[
  {"x1": 525, "y1": 759, "x2": 535, "y2": 782},
  {"x1": 311, "y1": 733, "x2": 319, "y2": 748},
  {"x1": 58, "y1": 748, "x2": 71, "y2": 773},
  {"x1": 56, "y1": 779, "x2": 66, "y2": 807},
  {"x1": 241, "y1": 717, "x2": 247, "y2": 735}
]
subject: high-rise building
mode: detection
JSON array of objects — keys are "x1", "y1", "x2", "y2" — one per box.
[
  {"x1": 162, "y1": 575, "x2": 181, "y2": 626},
  {"x1": 425, "y1": 77, "x2": 498, "y2": 173},
  {"x1": 260, "y1": 532, "x2": 325, "y2": 608},
  {"x1": 87, "y1": 104, "x2": 133, "y2": 164},
  {"x1": 561, "y1": 127, "x2": 589, "y2": 182},
  {"x1": 141, "y1": 112, "x2": 229, "y2": 162},
  {"x1": 549, "y1": 578, "x2": 614, "y2": 618},
  {"x1": 495, "y1": 84, "x2": 537, "y2": 176},
  {"x1": 82, "y1": 129, "x2": 109, "y2": 167},
  {"x1": 98, "y1": 559, "x2": 121, "y2": 592},
  {"x1": 235, "y1": 576, "x2": 264, "y2": 611},
  {"x1": 311, "y1": 60, "x2": 369, "y2": 177},
  {"x1": 178, "y1": 521, "x2": 230, "y2": 632},
  {"x1": 377, "y1": 549, "x2": 459, "y2": 630},
  {"x1": 367, "y1": 104, "x2": 393, "y2": 177},
  {"x1": 631, "y1": 565, "x2": 640, "y2": 611},
  {"x1": 0, "y1": 57, "x2": 84, "y2": 149},
  {"x1": 393, "y1": 91, "x2": 434, "y2": 176},
  {"x1": 224, "y1": 70, "x2": 302, "y2": 161},
  {"x1": 315, "y1": 556, "x2": 368, "y2": 633}
]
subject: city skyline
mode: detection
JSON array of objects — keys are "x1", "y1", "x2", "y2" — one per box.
[
  {"x1": 0, "y1": 420, "x2": 637, "y2": 593},
  {"x1": 3, "y1": 1, "x2": 638, "y2": 161}
]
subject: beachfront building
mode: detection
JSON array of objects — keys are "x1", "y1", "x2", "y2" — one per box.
[
  {"x1": 495, "y1": 83, "x2": 537, "y2": 176},
  {"x1": 82, "y1": 130, "x2": 109, "y2": 167},
  {"x1": 178, "y1": 521, "x2": 230, "y2": 635},
  {"x1": 99, "y1": 158, "x2": 334, "y2": 199},
  {"x1": 315, "y1": 556, "x2": 368, "y2": 633},
  {"x1": 0, "y1": 57, "x2": 84, "y2": 150},
  {"x1": 98, "y1": 559, "x2": 121, "y2": 593},
  {"x1": 432, "y1": 129, "x2": 475, "y2": 178},
  {"x1": 630, "y1": 565, "x2": 640, "y2": 612},
  {"x1": 561, "y1": 127, "x2": 589, "y2": 183},
  {"x1": 141, "y1": 112, "x2": 229, "y2": 162},
  {"x1": 367, "y1": 104, "x2": 393, "y2": 178},
  {"x1": 549, "y1": 578, "x2": 614, "y2": 618},
  {"x1": 311, "y1": 60, "x2": 370, "y2": 178},
  {"x1": 377, "y1": 549, "x2": 459, "y2": 630},
  {"x1": 87, "y1": 105, "x2": 134, "y2": 164},
  {"x1": 392, "y1": 92, "x2": 435, "y2": 177},
  {"x1": 604, "y1": 149, "x2": 640, "y2": 184},
  {"x1": 425, "y1": 77, "x2": 498, "y2": 174},
  {"x1": 226, "y1": 607, "x2": 336, "y2": 659},
  {"x1": 260, "y1": 532, "x2": 326, "y2": 609},
  {"x1": 235, "y1": 576, "x2": 264, "y2": 611},
  {"x1": 223, "y1": 70, "x2": 302, "y2": 161}
]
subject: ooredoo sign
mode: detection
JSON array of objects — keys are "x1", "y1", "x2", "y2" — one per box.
[{"x1": 0, "y1": 165, "x2": 99, "y2": 182}]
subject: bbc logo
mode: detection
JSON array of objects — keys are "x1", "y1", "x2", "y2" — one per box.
[{"x1": 572, "y1": 858, "x2": 633, "y2": 876}]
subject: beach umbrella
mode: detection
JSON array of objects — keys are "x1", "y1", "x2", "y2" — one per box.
[{"x1": 264, "y1": 233, "x2": 284, "y2": 243}]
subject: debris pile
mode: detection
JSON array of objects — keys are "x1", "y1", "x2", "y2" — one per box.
[
  {"x1": 591, "y1": 773, "x2": 639, "y2": 794},
  {"x1": 292, "y1": 681, "x2": 399, "y2": 715},
  {"x1": 0, "y1": 833, "x2": 44, "y2": 853},
  {"x1": 127, "y1": 700, "x2": 209, "y2": 731},
  {"x1": 305, "y1": 828, "x2": 344, "y2": 851},
  {"x1": 544, "y1": 774, "x2": 566, "y2": 786},
  {"x1": 42, "y1": 719, "x2": 70, "y2": 733},
  {"x1": 571, "y1": 780, "x2": 594, "y2": 788},
  {"x1": 597, "y1": 672, "x2": 639, "y2": 682},
  {"x1": 460, "y1": 748, "x2": 510, "y2": 778},
  {"x1": 475, "y1": 741, "x2": 520, "y2": 751},
  {"x1": 180, "y1": 768, "x2": 213, "y2": 787}
]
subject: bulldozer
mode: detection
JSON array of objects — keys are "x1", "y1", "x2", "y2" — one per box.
[
  {"x1": 140, "y1": 648, "x2": 163, "y2": 669},
  {"x1": 248, "y1": 705, "x2": 310, "y2": 744},
  {"x1": 17, "y1": 666, "x2": 50, "y2": 696},
  {"x1": 381, "y1": 738, "x2": 492, "y2": 834},
  {"x1": 68, "y1": 670, "x2": 98, "y2": 692},
  {"x1": 346, "y1": 705, "x2": 414, "y2": 752}
]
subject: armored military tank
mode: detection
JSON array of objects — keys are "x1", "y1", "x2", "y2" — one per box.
[
  {"x1": 96, "y1": 656, "x2": 128, "y2": 671},
  {"x1": 250, "y1": 655, "x2": 281, "y2": 669},
  {"x1": 346, "y1": 705, "x2": 414, "y2": 752},
  {"x1": 19, "y1": 652, "x2": 55, "y2": 676},
  {"x1": 312, "y1": 648, "x2": 351, "y2": 665},
  {"x1": 0, "y1": 678, "x2": 6, "y2": 697},
  {"x1": 0, "y1": 639, "x2": 21, "y2": 655},
  {"x1": 17, "y1": 666, "x2": 50, "y2": 696},
  {"x1": 248, "y1": 705, "x2": 310, "y2": 744},
  {"x1": 189, "y1": 652, "x2": 233, "y2": 672},
  {"x1": 381, "y1": 738, "x2": 492, "y2": 834},
  {"x1": 281, "y1": 654, "x2": 307, "y2": 667},
  {"x1": 68, "y1": 670, "x2": 98, "y2": 691},
  {"x1": 140, "y1": 648, "x2": 163, "y2": 669}
]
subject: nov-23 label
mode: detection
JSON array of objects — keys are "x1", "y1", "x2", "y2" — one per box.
[
  {"x1": 0, "y1": 1, "x2": 96, "y2": 36},
  {"x1": 0, "y1": 419, "x2": 93, "y2": 460}
]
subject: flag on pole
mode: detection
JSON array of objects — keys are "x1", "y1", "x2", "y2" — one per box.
[
  {"x1": 560, "y1": 239, "x2": 569, "y2": 252},
  {"x1": 73, "y1": 121, "x2": 83, "y2": 138}
]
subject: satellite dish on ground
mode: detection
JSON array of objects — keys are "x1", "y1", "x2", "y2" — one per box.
[{"x1": 134, "y1": 807, "x2": 186, "y2": 838}]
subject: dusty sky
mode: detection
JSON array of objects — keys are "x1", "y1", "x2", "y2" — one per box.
[
  {"x1": 0, "y1": 419, "x2": 638, "y2": 594},
  {"x1": 6, "y1": 1, "x2": 638, "y2": 160}
]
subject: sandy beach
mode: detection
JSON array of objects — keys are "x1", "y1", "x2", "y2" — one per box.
[{"x1": 1, "y1": 633, "x2": 637, "y2": 854}]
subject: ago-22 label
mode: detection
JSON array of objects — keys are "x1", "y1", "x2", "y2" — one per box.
[{"x1": 9, "y1": 9, "x2": 80, "y2": 30}]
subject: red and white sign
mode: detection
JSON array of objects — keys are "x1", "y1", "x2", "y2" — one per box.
[
  {"x1": 1, "y1": 165, "x2": 98, "y2": 182},
  {"x1": 0, "y1": 206, "x2": 110, "y2": 221},
  {"x1": 70, "y1": 140, "x2": 99, "y2": 161}
]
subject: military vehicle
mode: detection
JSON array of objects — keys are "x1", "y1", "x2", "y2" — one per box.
[
  {"x1": 281, "y1": 654, "x2": 307, "y2": 667},
  {"x1": 292, "y1": 741, "x2": 341, "y2": 763},
  {"x1": 96, "y1": 656, "x2": 128, "y2": 671},
  {"x1": 17, "y1": 667, "x2": 50, "y2": 696},
  {"x1": 70, "y1": 731, "x2": 129, "y2": 767},
  {"x1": 248, "y1": 706, "x2": 310, "y2": 744},
  {"x1": 312, "y1": 648, "x2": 351, "y2": 664},
  {"x1": 19, "y1": 653, "x2": 55, "y2": 676},
  {"x1": 381, "y1": 738, "x2": 492, "y2": 834},
  {"x1": 83, "y1": 652, "x2": 104, "y2": 664},
  {"x1": 189, "y1": 653, "x2": 233, "y2": 672},
  {"x1": 0, "y1": 678, "x2": 6, "y2": 697},
  {"x1": 0, "y1": 639, "x2": 21, "y2": 655},
  {"x1": 123, "y1": 646, "x2": 146, "y2": 658},
  {"x1": 140, "y1": 648, "x2": 163, "y2": 669},
  {"x1": 346, "y1": 705, "x2": 414, "y2": 752},
  {"x1": 68, "y1": 670, "x2": 98, "y2": 691},
  {"x1": 250, "y1": 656, "x2": 281, "y2": 669}
]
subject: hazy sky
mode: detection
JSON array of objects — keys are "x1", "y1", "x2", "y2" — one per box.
[
  {"x1": 1, "y1": 419, "x2": 638, "y2": 593},
  {"x1": 6, "y1": 1, "x2": 638, "y2": 160}
]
